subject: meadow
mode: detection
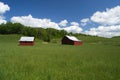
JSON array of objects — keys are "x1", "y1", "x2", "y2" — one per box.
[{"x1": 0, "y1": 35, "x2": 120, "y2": 80}]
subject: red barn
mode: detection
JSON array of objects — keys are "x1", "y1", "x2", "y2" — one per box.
[
  {"x1": 19, "y1": 37, "x2": 34, "y2": 46},
  {"x1": 62, "y1": 35, "x2": 83, "y2": 45}
]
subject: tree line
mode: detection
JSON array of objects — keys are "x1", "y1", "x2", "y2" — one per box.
[{"x1": 0, "y1": 22, "x2": 70, "y2": 42}]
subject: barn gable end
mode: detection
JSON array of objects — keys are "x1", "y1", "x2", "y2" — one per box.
[{"x1": 62, "y1": 35, "x2": 83, "y2": 45}]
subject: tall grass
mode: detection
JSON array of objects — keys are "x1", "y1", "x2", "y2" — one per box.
[{"x1": 0, "y1": 35, "x2": 120, "y2": 80}]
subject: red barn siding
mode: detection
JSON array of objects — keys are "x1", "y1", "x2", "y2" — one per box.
[
  {"x1": 19, "y1": 41, "x2": 34, "y2": 46},
  {"x1": 74, "y1": 41, "x2": 83, "y2": 45}
]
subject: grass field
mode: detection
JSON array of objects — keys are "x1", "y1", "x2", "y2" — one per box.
[{"x1": 0, "y1": 35, "x2": 120, "y2": 80}]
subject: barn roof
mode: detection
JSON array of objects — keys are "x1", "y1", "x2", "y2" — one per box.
[
  {"x1": 19, "y1": 37, "x2": 34, "y2": 41},
  {"x1": 66, "y1": 35, "x2": 81, "y2": 41}
]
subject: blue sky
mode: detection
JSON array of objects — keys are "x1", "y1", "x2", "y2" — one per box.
[{"x1": 0, "y1": 0, "x2": 120, "y2": 37}]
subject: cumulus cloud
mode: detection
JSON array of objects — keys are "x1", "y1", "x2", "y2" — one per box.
[
  {"x1": 0, "y1": 1, "x2": 10, "y2": 24},
  {"x1": 81, "y1": 18, "x2": 89, "y2": 23},
  {"x1": 91, "y1": 6, "x2": 120, "y2": 25},
  {"x1": 63, "y1": 26, "x2": 83, "y2": 33},
  {"x1": 62, "y1": 22, "x2": 82, "y2": 33},
  {"x1": 80, "y1": 18, "x2": 89, "y2": 26},
  {"x1": 11, "y1": 14, "x2": 83, "y2": 34},
  {"x1": 0, "y1": 2, "x2": 10, "y2": 14},
  {"x1": 83, "y1": 5, "x2": 120, "y2": 38},
  {"x1": 71, "y1": 22, "x2": 79, "y2": 26},
  {"x1": 0, "y1": 18, "x2": 6, "y2": 24},
  {"x1": 84, "y1": 25, "x2": 120, "y2": 38},
  {"x1": 11, "y1": 14, "x2": 61, "y2": 30},
  {"x1": 59, "y1": 20, "x2": 68, "y2": 27},
  {"x1": 63, "y1": 22, "x2": 82, "y2": 33}
]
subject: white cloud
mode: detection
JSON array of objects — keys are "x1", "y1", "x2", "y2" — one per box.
[
  {"x1": 84, "y1": 25, "x2": 120, "y2": 38},
  {"x1": 83, "y1": 5, "x2": 120, "y2": 38},
  {"x1": 63, "y1": 26, "x2": 83, "y2": 33},
  {"x1": 71, "y1": 22, "x2": 79, "y2": 26},
  {"x1": 59, "y1": 20, "x2": 68, "y2": 27},
  {"x1": 80, "y1": 18, "x2": 89, "y2": 26},
  {"x1": 0, "y1": 18, "x2": 6, "y2": 24},
  {"x1": 0, "y1": 2, "x2": 10, "y2": 24},
  {"x1": 91, "y1": 6, "x2": 120, "y2": 25},
  {"x1": 11, "y1": 14, "x2": 61, "y2": 30},
  {"x1": 11, "y1": 14, "x2": 83, "y2": 34},
  {"x1": 63, "y1": 22, "x2": 82, "y2": 33},
  {"x1": 0, "y1": 15, "x2": 6, "y2": 24},
  {"x1": 62, "y1": 22, "x2": 82, "y2": 33},
  {"x1": 0, "y1": 2, "x2": 10, "y2": 14},
  {"x1": 81, "y1": 18, "x2": 89, "y2": 23},
  {"x1": 81, "y1": 23, "x2": 87, "y2": 26}
]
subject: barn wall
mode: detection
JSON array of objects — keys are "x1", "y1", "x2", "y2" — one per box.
[
  {"x1": 19, "y1": 41, "x2": 34, "y2": 46},
  {"x1": 74, "y1": 41, "x2": 83, "y2": 45},
  {"x1": 62, "y1": 36, "x2": 74, "y2": 45}
]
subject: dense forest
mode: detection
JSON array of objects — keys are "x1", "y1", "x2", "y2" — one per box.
[{"x1": 0, "y1": 22, "x2": 85, "y2": 42}]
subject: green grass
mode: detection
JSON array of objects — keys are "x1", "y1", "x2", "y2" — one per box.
[{"x1": 0, "y1": 35, "x2": 120, "y2": 80}]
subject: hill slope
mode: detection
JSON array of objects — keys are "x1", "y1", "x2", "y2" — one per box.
[{"x1": 0, "y1": 35, "x2": 120, "y2": 80}]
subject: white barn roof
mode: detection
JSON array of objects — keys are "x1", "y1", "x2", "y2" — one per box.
[
  {"x1": 66, "y1": 35, "x2": 81, "y2": 41},
  {"x1": 19, "y1": 37, "x2": 34, "y2": 41}
]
